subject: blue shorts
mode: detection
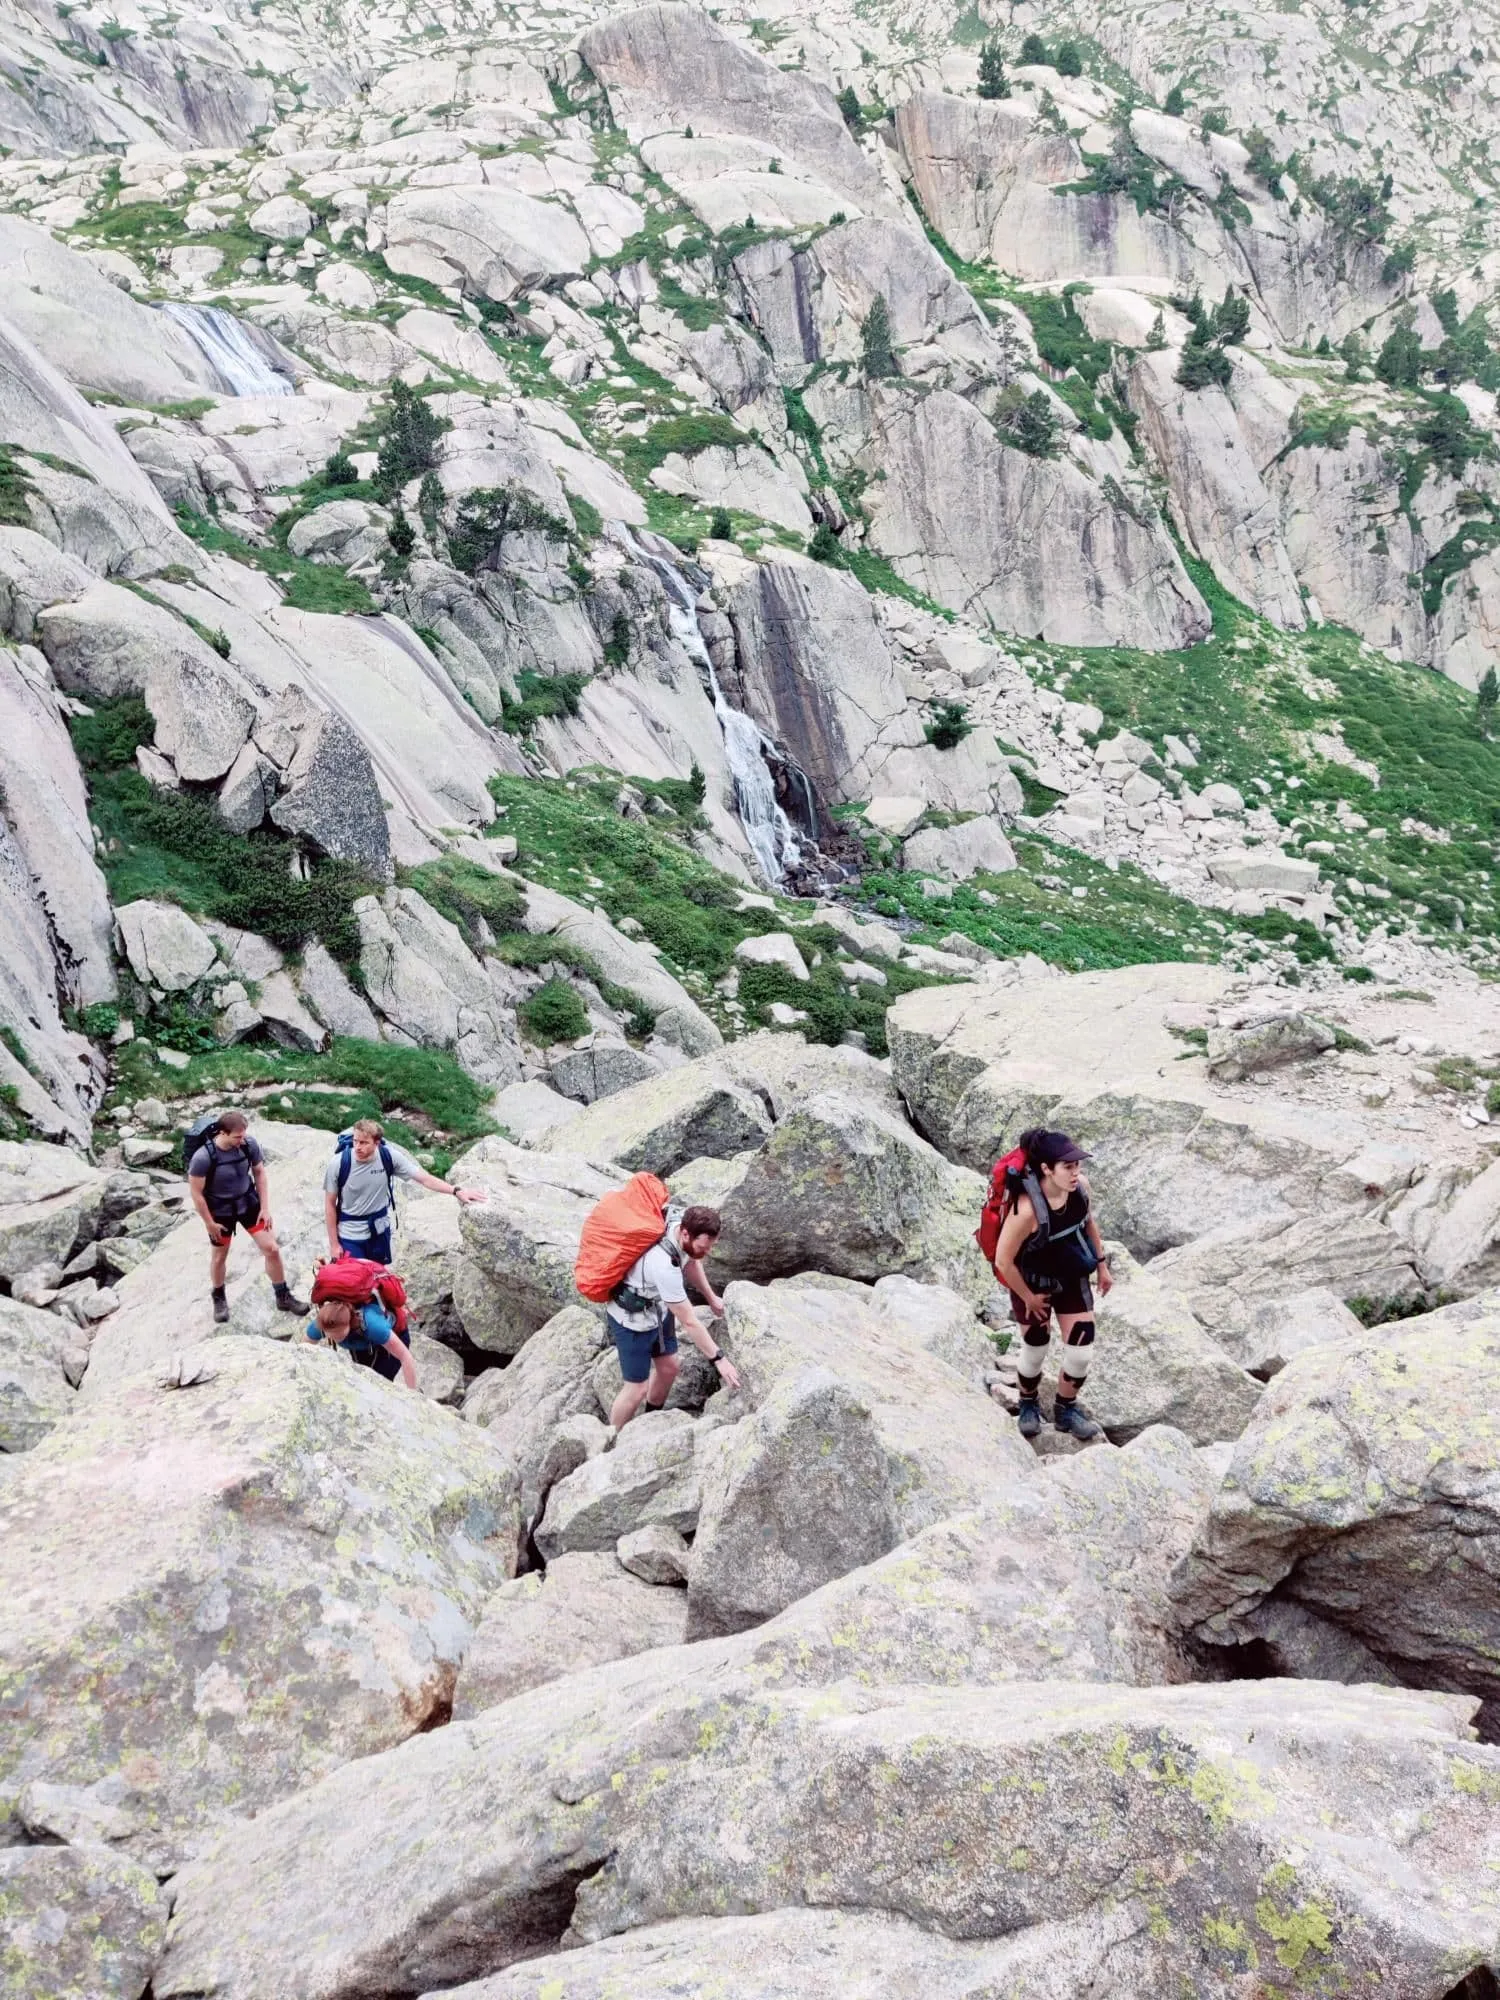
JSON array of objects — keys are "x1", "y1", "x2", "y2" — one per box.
[
  {"x1": 608, "y1": 1311, "x2": 677, "y2": 1383},
  {"x1": 339, "y1": 1225, "x2": 392, "y2": 1266}
]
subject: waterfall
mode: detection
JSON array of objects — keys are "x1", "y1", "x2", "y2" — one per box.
[
  {"x1": 158, "y1": 303, "x2": 293, "y2": 398},
  {"x1": 634, "y1": 538, "x2": 804, "y2": 886}
]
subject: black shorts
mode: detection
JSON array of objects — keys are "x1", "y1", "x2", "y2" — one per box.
[
  {"x1": 209, "y1": 1196, "x2": 268, "y2": 1238},
  {"x1": 1010, "y1": 1272, "x2": 1094, "y2": 1324}
]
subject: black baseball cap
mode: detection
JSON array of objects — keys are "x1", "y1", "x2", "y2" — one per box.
[{"x1": 1032, "y1": 1131, "x2": 1089, "y2": 1166}]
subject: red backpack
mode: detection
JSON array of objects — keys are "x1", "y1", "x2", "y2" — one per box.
[
  {"x1": 975, "y1": 1145, "x2": 1029, "y2": 1267},
  {"x1": 311, "y1": 1254, "x2": 411, "y2": 1337}
]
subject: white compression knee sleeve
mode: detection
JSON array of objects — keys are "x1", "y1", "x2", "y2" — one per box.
[
  {"x1": 1015, "y1": 1326, "x2": 1050, "y2": 1385},
  {"x1": 1059, "y1": 1319, "x2": 1095, "y2": 1384}
]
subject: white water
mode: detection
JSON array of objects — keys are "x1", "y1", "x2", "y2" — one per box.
[
  {"x1": 158, "y1": 302, "x2": 293, "y2": 398},
  {"x1": 640, "y1": 545, "x2": 802, "y2": 886}
]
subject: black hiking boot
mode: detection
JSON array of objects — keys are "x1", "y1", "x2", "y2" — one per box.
[
  {"x1": 274, "y1": 1283, "x2": 309, "y2": 1316},
  {"x1": 1054, "y1": 1398, "x2": 1103, "y2": 1442},
  {"x1": 1017, "y1": 1395, "x2": 1042, "y2": 1440},
  {"x1": 212, "y1": 1288, "x2": 230, "y2": 1325}
]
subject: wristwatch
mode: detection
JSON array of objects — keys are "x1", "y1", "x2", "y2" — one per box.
[{"x1": 709, "y1": 1348, "x2": 725, "y2": 1364}]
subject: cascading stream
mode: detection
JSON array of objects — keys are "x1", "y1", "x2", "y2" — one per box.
[
  {"x1": 633, "y1": 537, "x2": 805, "y2": 887},
  {"x1": 158, "y1": 302, "x2": 293, "y2": 398}
]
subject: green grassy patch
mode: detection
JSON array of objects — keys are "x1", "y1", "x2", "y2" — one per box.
[
  {"x1": 518, "y1": 977, "x2": 590, "y2": 1045},
  {"x1": 173, "y1": 505, "x2": 374, "y2": 615},
  {"x1": 864, "y1": 841, "x2": 1238, "y2": 972},
  {"x1": 73, "y1": 697, "x2": 374, "y2": 961},
  {"x1": 107, "y1": 1035, "x2": 496, "y2": 1175},
  {"x1": 491, "y1": 770, "x2": 777, "y2": 981},
  {"x1": 1026, "y1": 561, "x2": 1500, "y2": 952}
]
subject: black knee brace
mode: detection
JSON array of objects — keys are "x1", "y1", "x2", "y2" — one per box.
[{"x1": 1060, "y1": 1318, "x2": 1095, "y2": 1386}]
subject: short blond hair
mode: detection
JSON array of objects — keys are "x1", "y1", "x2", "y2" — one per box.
[{"x1": 353, "y1": 1117, "x2": 384, "y2": 1141}]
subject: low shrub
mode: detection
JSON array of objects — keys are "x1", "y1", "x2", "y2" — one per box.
[{"x1": 518, "y1": 977, "x2": 590, "y2": 1044}]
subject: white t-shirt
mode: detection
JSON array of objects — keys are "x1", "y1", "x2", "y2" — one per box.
[{"x1": 612, "y1": 1240, "x2": 688, "y2": 1331}]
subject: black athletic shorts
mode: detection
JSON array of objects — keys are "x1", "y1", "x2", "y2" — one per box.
[
  {"x1": 209, "y1": 1195, "x2": 268, "y2": 1239},
  {"x1": 1010, "y1": 1271, "x2": 1094, "y2": 1324}
]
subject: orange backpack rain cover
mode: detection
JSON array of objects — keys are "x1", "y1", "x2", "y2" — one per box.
[{"x1": 574, "y1": 1172, "x2": 672, "y2": 1302}]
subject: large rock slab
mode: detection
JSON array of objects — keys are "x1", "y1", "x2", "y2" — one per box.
[
  {"x1": 0, "y1": 1141, "x2": 104, "y2": 1284},
  {"x1": 713, "y1": 1090, "x2": 992, "y2": 1301},
  {"x1": 886, "y1": 964, "x2": 1411, "y2": 1261},
  {"x1": 581, "y1": 4, "x2": 890, "y2": 218},
  {"x1": 722, "y1": 1274, "x2": 1033, "y2": 1534},
  {"x1": 0, "y1": 642, "x2": 115, "y2": 1006},
  {"x1": 0, "y1": 1340, "x2": 520, "y2": 1866},
  {"x1": 0, "y1": 1842, "x2": 167, "y2": 2000},
  {"x1": 722, "y1": 557, "x2": 1020, "y2": 813},
  {"x1": 864, "y1": 388, "x2": 1210, "y2": 650},
  {"x1": 540, "y1": 1059, "x2": 771, "y2": 1177},
  {"x1": 534, "y1": 1409, "x2": 700, "y2": 1558},
  {"x1": 520, "y1": 879, "x2": 721, "y2": 1058},
  {"x1": 687, "y1": 1367, "x2": 898, "y2": 1638},
  {"x1": 460, "y1": 1303, "x2": 606, "y2": 1518},
  {"x1": 356, "y1": 889, "x2": 518, "y2": 1087},
  {"x1": 115, "y1": 898, "x2": 218, "y2": 993},
  {"x1": 1149, "y1": 1214, "x2": 1412, "y2": 1362},
  {"x1": 383, "y1": 186, "x2": 590, "y2": 302},
  {"x1": 1170, "y1": 1294, "x2": 1500, "y2": 1703},
  {"x1": 0, "y1": 1294, "x2": 74, "y2": 1451},
  {"x1": 1088, "y1": 1247, "x2": 1264, "y2": 1445},
  {"x1": 453, "y1": 1552, "x2": 688, "y2": 1719},
  {"x1": 453, "y1": 1142, "x2": 616, "y2": 1355},
  {"x1": 38, "y1": 582, "x2": 256, "y2": 781},
  {"x1": 156, "y1": 1664, "x2": 1500, "y2": 2000},
  {"x1": 430, "y1": 1905, "x2": 1153, "y2": 2000}
]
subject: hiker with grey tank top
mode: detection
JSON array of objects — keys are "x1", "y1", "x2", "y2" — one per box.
[
  {"x1": 323, "y1": 1117, "x2": 487, "y2": 1267},
  {"x1": 187, "y1": 1109, "x2": 309, "y2": 1325}
]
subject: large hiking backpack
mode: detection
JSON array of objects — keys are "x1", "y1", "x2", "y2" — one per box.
[
  {"x1": 182, "y1": 1113, "x2": 244, "y2": 1204},
  {"x1": 310, "y1": 1254, "x2": 411, "y2": 1337},
  {"x1": 976, "y1": 1145, "x2": 1095, "y2": 1280},
  {"x1": 574, "y1": 1173, "x2": 673, "y2": 1304},
  {"x1": 975, "y1": 1144, "x2": 1031, "y2": 1267},
  {"x1": 332, "y1": 1129, "x2": 397, "y2": 1228}
]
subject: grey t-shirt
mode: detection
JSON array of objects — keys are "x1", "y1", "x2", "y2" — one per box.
[
  {"x1": 324, "y1": 1140, "x2": 422, "y2": 1237},
  {"x1": 188, "y1": 1135, "x2": 263, "y2": 1212}
]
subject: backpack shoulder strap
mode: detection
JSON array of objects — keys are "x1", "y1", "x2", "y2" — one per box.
[
  {"x1": 334, "y1": 1133, "x2": 354, "y2": 1217},
  {"x1": 377, "y1": 1140, "x2": 396, "y2": 1204}
]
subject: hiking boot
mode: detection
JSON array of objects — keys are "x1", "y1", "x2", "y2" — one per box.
[
  {"x1": 1016, "y1": 1396, "x2": 1043, "y2": 1440},
  {"x1": 212, "y1": 1289, "x2": 230, "y2": 1325},
  {"x1": 274, "y1": 1285, "x2": 309, "y2": 1316},
  {"x1": 1054, "y1": 1398, "x2": 1103, "y2": 1442}
]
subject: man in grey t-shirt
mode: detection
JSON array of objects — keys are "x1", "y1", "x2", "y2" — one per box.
[
  {"x1": 323, "y1": 1117, "x2": 487, "y2": 1265},
  {"x1": 188, "y1": 1109, "x2": 308, "y2": 1326}
]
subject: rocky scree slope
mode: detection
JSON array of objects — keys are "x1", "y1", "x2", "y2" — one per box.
[{"x1": 0, "y1": 1, "x2": 1498, "y2": 1994}]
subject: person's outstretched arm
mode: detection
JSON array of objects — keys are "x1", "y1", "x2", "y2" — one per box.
[{"x1": 667, "y1": 1299, "x2": 741, "y2": 1392}]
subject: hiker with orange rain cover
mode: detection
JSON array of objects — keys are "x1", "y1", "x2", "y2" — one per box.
[
  {"x1": 978, "y1": 1127, "x2": 1112, "y2": 1442},
  {"x1": 575, "y1": 1173, "x2": 742, "y2": 1431}
]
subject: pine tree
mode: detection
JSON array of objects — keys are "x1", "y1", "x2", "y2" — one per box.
[
  {"x1": 837, "y1": 85, "x2": 860, "y2": 127},
  {"x1": 860, "y1": 294, "x2": 899, "y2": 379},
  {"x1": 1146, "y1": 309, "x2": 1167, "y2": 350},
  {"x1": 1054, "y1": 39, "x2": 1083, "y2": 76},
  {"x1": 977, "y1": 40, "x2": 1009, "y2": 99},
  {"x1": 1019, "y1": 31, "x2": 1047, "y2": 64},
  {"x1": 1479, "y1": 665, "x2": 1499, "y2": 735},
  {"x1": 1163, "y1": 83, "x2": 1185, "y2": 118}
]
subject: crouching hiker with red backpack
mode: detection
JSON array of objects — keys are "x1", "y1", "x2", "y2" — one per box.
[
  {"x1": 574, "y1": 1174, "x2": 741, "y2": 1432},
  {"x1": 979, "y1": 1128, "x2": 1112, "y2": 1443},
  {"x1": 306, "y1": 1256, "x2": 417, "y2": 1388}
]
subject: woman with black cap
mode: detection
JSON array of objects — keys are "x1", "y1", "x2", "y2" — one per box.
[{"x1": 990, "y1": 1128, "x2": 1112, "y2": 1442}]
